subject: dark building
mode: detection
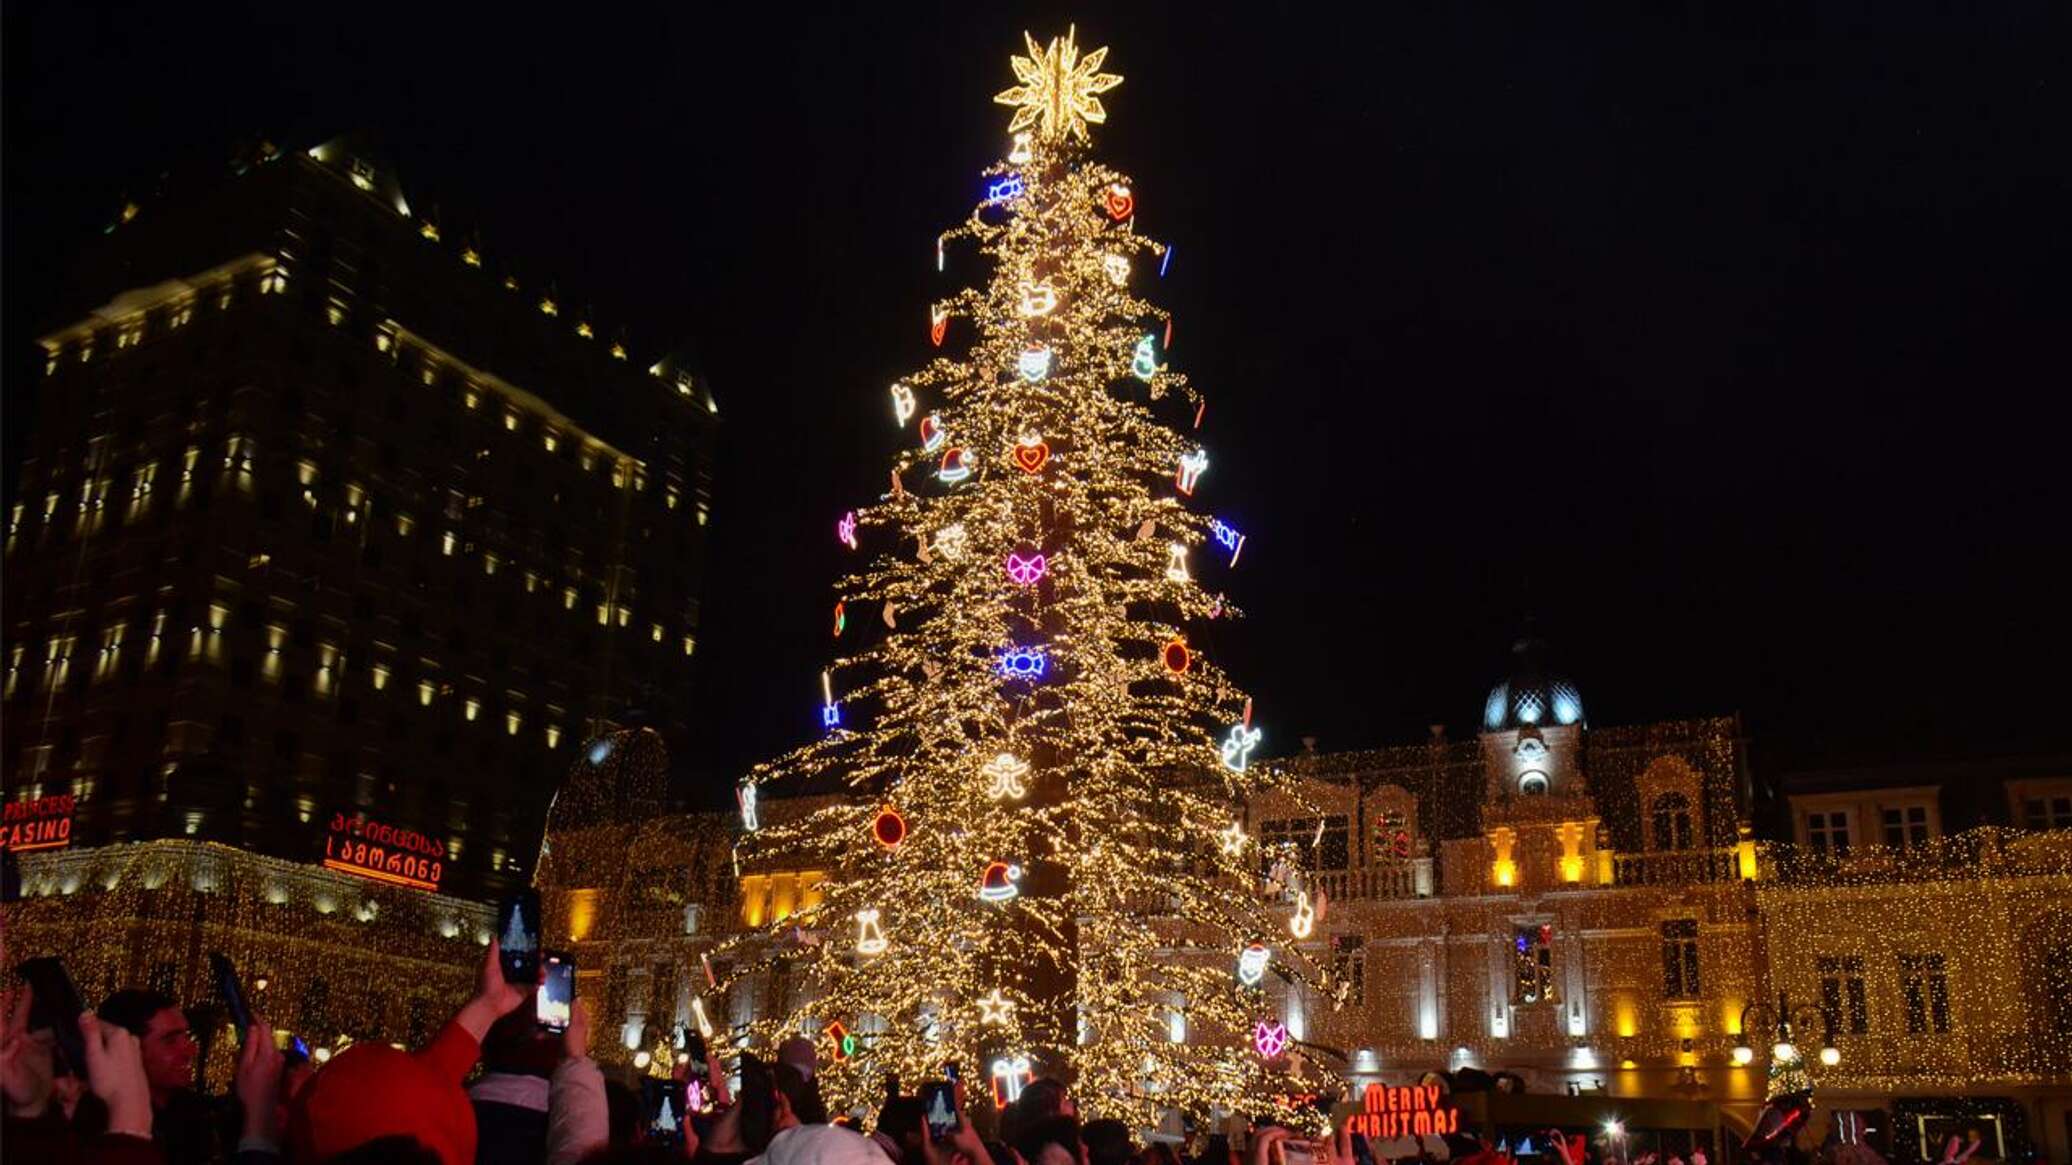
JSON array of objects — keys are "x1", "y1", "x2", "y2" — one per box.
[{"x1": 3, "y1": 135, "x2": 717, "y2": 898}]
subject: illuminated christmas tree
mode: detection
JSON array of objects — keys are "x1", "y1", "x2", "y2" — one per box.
[{"x1": 720, "y1": 28, "x2": 1329, "y2": 1124}]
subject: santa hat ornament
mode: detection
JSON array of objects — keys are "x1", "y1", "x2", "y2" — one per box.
[{"x1": 978, "y1": 860, "x2": 1023, "y2": 902}]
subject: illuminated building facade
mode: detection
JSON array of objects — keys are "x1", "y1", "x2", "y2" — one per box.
[
  {"x1": 3, "y1": 135, "x2": 717, "y2": 900},
  {"x1": 533, "y1": 640, "x2": 2072, "y2": 1159}
]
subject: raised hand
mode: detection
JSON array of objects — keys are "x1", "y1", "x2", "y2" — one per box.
[{"x1": 78, "y1": 1013, "x2": 152, "y2": 1139}]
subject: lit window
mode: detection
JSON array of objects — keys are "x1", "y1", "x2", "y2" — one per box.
[
  {"x1": 326, "y1": 300, "x2": 347, "y2": 326},
  {"x1": 43, "y1": 493, "x2": 58, "y2": 522},
  {"x1": 596, "y1": 603, "x2": 610, "y2": 626},
  {"x1": 315, "y1": 644, "x2": 340, "y2": 696},
  {"x1": 697, "y1": 503, "x2": 710, "y2": 527},
  {"x1": 224, "y1": 436, "x2": 255, "y2": 493},
  {"x1": 375, "y1": 330, "x2": 395, "y2": 353},
  {"x1": 651, "y1": 623, "x2": 664, "y2": 643},
  {"x1": 179, "y1": 447, "x2": 200, "y2": 504},
  {"x1": 396, "y1": 513, "x2": 414, "y2": 536},
  {"x1": 418, "y1": 680, "x2": 437, "y2": 707},
  {"x1": 483, "y1": 553, "x2": 499, "y2": 577},
  {"x1": 171, "y1": 305, "x2": 192, "y2": 328},
  {"x1": 263, "y1": 626, "x2": 286, "y2": 681},
  {"x1": 615, "y1": 606, "x2": 631, "y2": 628},
  {"x1": 94, "y1": 623, "x2": 125, "y2": 681},
  {"x1": 420, "y1": 220, "x2": 440, "y2": 242},
  {"x1": 575, "y1": 321, "x2": 594, "y2": 339},
  {"x1": 191, "y1": 604, "x2": 229, "y2": 663},
  {"x1": 682, "y1": 636, "x2": 696, "y2": 657},
  {"x1": 538, "y1": 297, "x2": 557, "y2": 317},
  {"x1": 464, "y1": 698, "x2": 481, "y2": 722},
  {"x1": 464, "y1": 391, "x2": 481, "y2": 410},
  {"x1": 128, "y1": 463, "x2": 157, "y2": 522},
  {"x1": 261, "y1": 266, "x2": 288, "y2": 294},
  {"x1": 297, "y1": 461, "x2": 318, "y2": 486},
  {"x1": 505, "y1": 710, "x2": 522, "y2": 736},
  {"x1": 6, "y1": 644, "x2": 25, "y2": 697},
  {"x1": 609, "y1": 342, "x2": 627, "y2": 360},
  {"x1": 503, "y1": 411, "x2": 518, "y2": 432},
  {"x1": 545, "y1": 724, "x2": 562, "y2": 749},
  {"x1": 523, "y1": 571, "x2": 539, "y2": 594},
  {"x1": 43, "y1": 636, "x2": 75, "y2": 690},
  {"x1": 665, "y1": 488, "x2": 680, "y2": 510},
  {"x1": 611, "y1": 466, "x2": 628, "y2": 489},
  {"x1": 542, "y1": 431, "x2": 559, "y2": 453},
  {"x1": 146, "y1": 611, "x2": 167, "y2": 666},
  {"x1": 422, "y1": 365, "x2": 437, "y2": 386},
  {"x1": 75, "y1": 478, "x2": 110, "y2": 535},
  {"x1": 563, "y1": 587, "x2": 578, "y2": 611},
  {"x1": 371, "y1": 662, "x2": 391, "y2": 690},
  {"x1": 441, "y1": 531, "x2": 457, "y2": 557},
  {"x1": 462, "y1": 247, "x2": 482, "y2": 267}
]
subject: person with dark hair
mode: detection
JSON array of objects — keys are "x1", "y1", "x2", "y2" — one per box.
[
  {"x1": 2, "y1": 996, "x2": 168, "y2": 1164},
  {"x1": 875, "y1": 1094, "x2": 927, "y2": 1165},
  {"x1": 1015, "y1": 1115, "x2": 1084, "y2": 1165},
  {"x1": 95, "y1": 987, "x2": 223, "y2": 1164},
  {"x1": 1083, "y1": 1118, "x2": 1135, "y2": 1165},
  {"x1": 469, "y1": 1004, "x2": 562, "y2": 1163},
  {"x1": 1001, "y1": 1079, "x2": 1074, "y2": 1150},
  {"x1": 745, "y1": 1059, "x2": 889, "y2": 1165}
]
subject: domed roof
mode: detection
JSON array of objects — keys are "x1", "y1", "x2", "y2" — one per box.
[{"x1": 1482, "y1": 635, "x2": 1585, "y2": 732}]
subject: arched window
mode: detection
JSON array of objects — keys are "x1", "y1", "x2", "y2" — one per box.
[{"x1": 1651, "y1": 792, "x2": 1693, "y2": 851}]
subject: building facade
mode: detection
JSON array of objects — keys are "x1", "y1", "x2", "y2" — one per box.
[
  {"x1": 531, "y1": 640, "x2": 2072, "y2": 1162},
  {"x1": 3, "y1": 135, "x2": 717, "y2": 899}
]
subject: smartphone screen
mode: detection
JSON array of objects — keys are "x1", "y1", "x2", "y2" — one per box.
[
  {"x1": 643, "y1": 1077, "x2": 685, "y2": 1147},
  {"x1": 495, "y1": 889, "x2": 542, "y2": 985},
  {"x1": 921, "y1": 1080, "x2": 959, "y2": 1142},
  {"x1": 17, "y1": 957, "x2": 88, "y2": 1076},
  {"x1": 209, "y1": 952, "x2": 253, "y2": 1044},
  {"x1": 537, "y1": 950, "x2": 574, "y2": 1033}
]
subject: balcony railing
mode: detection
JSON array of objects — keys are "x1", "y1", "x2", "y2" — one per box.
[
  {"x1": 1610, "y1": 847, "x2": 1743, "y2": 887},
  {"x1": 1310, "y1": 862, "x2": 1431, "y2": 901}
]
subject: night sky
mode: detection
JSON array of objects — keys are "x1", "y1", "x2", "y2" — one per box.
[{"x1": 6, "y1": 3, "x2": 2068, "y2": 803}]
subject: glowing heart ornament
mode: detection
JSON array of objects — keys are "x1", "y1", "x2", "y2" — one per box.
[
  {"x1": 929, "y1": 306, "x2": 948, "y2": 347},
  {"x1": 1012, "y1": 437, "x2": 1050, "y2": 474},
  {"x1": 1004, "y1": 552, "x2": 1047, "y2": 586},
  {"x1": 1104, "y1": 183, "x2": 1135, "y2": 221}
]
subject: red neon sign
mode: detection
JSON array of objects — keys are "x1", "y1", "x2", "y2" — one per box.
[
  {"x1": 1343, "y1": 1082, "x2": 1460, "y2": 1139},
  {"x1": 1, "y1": 794, "x2": 76, "y2": 853},
  {"x1": 322, "y1": 812, "x2": 444, "y2": 892}
]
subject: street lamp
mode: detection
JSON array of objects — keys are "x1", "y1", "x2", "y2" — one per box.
[{"x1": 1737, "y1": 992, "x2": 1837, "y2": 1072}]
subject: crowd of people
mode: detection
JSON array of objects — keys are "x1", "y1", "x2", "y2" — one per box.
[
  {"x1": 10, "y1": 943, "x2": 1981, "y2": 1165},
  {"x1": 0, "y1": 935, "x2": 1511, "y2": 1165}
]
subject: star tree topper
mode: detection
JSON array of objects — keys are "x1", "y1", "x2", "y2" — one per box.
[{"x1": 994, "y1": 26, "x2": 1123, "y2": 142}]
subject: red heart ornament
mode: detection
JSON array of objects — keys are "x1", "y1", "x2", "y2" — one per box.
[
  {"x1": 1013, "y1": 440, "x2": 1049, "y2": 474},
  {"x1": 1105, "y1": 184, "x2": 1135, "y2": 221},
  {"x1": 930, "y1": 306, "x2": 948, "y2": 347}
]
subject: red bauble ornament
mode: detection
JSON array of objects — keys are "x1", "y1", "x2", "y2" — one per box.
[
  {"x1": 1162, "y1": 639, "x2": 1191, "y2": 674},
  {"x1": 873, "y1": 806, "x2": 907, "y2": 850}
]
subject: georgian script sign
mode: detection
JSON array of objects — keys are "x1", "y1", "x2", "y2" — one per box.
[
  {"x1": 322, "y1": 812, "x2": 444, "y2": 892},
  {"x1": 1344, "y1": 1082, "x2": 1460, "y2": 1139},
  {"x1": 1, "y1": 794, "x2": 75, "y2": 853}
]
